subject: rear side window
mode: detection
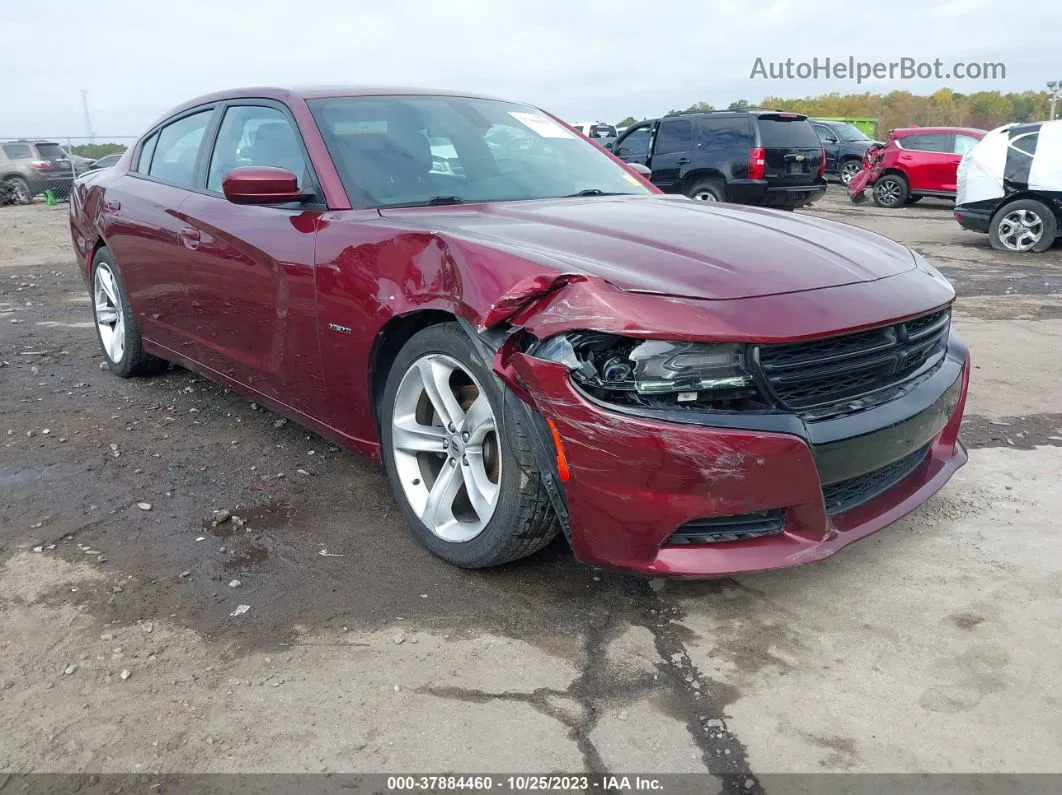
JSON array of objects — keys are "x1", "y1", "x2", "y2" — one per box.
[
  {"x1": 655, "y1": 119, "x2": 693, "y2": 155},
  {"x1": 2, "y1": 143, "x2": 32, "y2": 159},
  {"x1": 148, "y1": 110, "x2": 213, "y2": 188},
  {"x1": 902, "y1": 133, "x2": 948, "y2": 152},
  {"x1": 35, "y1": 143, "x2": 66, "y2": 160},
  {"x1": 756, "y1": 117, "x2": 821, "y2": 148},
  {"x1": 701, "y1": 116, "x2": 752, "y2": 145}
]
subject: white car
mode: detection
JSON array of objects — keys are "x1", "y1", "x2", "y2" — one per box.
[{"x1": 571, "y1": 122, "x2": 618, "y2": 148}]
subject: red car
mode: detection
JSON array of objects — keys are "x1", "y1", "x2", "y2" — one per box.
[
  {"x1": 866, "y1": 127, "x2": 985, "y2": 208},
  {"x1": 69, "y1": 87, "x2": 969, "y2": 577}
]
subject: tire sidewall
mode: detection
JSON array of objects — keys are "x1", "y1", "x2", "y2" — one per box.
[
  {"x1": 990, "y1": 199, "x2": 1058, "y2": 254},
  {"x1": 688, "y1": 179, "x2": 724, "y2": 202},
  {"x1": 873, "y1": 175, "x2": 907, "y2": 208},
  {"x1": 378, "y1": 323, "x2": 539, "y2": 567},
  {"x1": 91, "y1": 249, "x2": 136, "y2": 377}
]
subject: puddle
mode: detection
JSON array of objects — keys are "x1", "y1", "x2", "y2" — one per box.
[{"x1": 203, "y1": 501, "x2": 295, "y2": 570}]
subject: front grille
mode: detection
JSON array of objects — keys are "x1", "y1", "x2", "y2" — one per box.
[
  {"x1": 754, "y1": 309, "x2": 950, "y2": 418},
  {"x1": 665, "y1": 510, "x2": 785, "y2": 545},
  {"x1": 822, "y1": 444, "x2": 931, "y2": 516}
]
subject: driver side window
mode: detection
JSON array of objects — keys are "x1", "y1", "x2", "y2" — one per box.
[
  {"x1": 617, "y1": 126, "x2": 651, "y2": 159},
  {"x1": 207, "y1": 106, "x2": 308, "y2": 193}
]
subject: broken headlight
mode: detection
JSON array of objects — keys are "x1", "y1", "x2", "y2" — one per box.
[{"x1": 534, "y1": 332, "x2": 768, "y2": 411}]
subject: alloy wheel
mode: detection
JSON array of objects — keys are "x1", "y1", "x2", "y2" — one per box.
[
  {"x1": 692, "y1": 190, "x2": 718, "y2": 201},
  {"x1": 94, "y1": 263, "x2": 125, "y2": 364},
  {"x1": 997, "y1": 209, "x2": 1044, "y2": 252},
  {"x1": 840, "y1": 162, "x2": 861, "y2": 185},
  {"x1": 391, "y1": 354, "x2": 501, "y2": 542},
  {"x1": 875, "y1": 179, "x2": 902, "y2": 206}
]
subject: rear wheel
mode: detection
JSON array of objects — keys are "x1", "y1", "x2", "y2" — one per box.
[
  {"x1": 91, "y1": 248, "x2": 169, "y2": 377},
  {"x1": 687, "y1": 178, "x2": 725, "y2": 202},
  {"x1": 990, "y1": 199, "x2": 1057, "y2": 253},
  {"x1": 379, "y1": 323, "x2": 557, "y2": 568},
  {"x1": 872, "y1": 173, "x2": 909, "y2": 208},
  {"x1": 3, "y1": 176, "x2": 32, "y2": 205},
  {"x1": 839, "y1": 159, "x2": 862, "y2": 186}
]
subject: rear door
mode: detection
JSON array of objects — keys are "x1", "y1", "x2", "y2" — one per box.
[
  {"x1": 648, "y1": 117, "x2": 694, "y2": 190},
  {"x1": 754, "y1": 113, "x2": 823, "y2": 186},
  {"x1": 813, "y1": 123, "x2": 840, "y2": 174},
  {"x1": 897, "y1": 133, "x2": 951, "y2": 192}
]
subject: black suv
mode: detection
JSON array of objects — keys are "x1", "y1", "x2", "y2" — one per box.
[
  {"x1": 612, "y1": 110, "x2": 826, "y2": 209},
  {"x1": 810, "y1": 119, "x2": 875, "y2": 186}
]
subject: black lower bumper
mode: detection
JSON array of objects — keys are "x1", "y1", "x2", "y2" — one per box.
[
  {"x1": 954, "y1": 203, "x2": 993, "y2": 233},
  {"x1": 727, "y1": 179, "x2": 828, "y2": 208}
]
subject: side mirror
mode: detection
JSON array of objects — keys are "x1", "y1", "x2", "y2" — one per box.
[
  {"x1": 627, "y1": 162, "x2": 652, "y2": 179},
  {"x1": 222, "y1": 166, "x2": 304, "y2": 205},
  {"x1": 824, "y1": 136, "x2": 838, "y2": 144}
]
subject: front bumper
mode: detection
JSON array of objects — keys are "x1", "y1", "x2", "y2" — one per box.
[{"x1": 509, "y1": 336, "x2": 970, "y2": 577}]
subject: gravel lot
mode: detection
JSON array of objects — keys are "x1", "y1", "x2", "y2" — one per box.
[{"x1": 1, "y1": 188, "x2": 1061, "y2": 781}]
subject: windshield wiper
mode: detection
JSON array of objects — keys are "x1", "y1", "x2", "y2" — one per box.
[
  {"x1": 386, "y1": 195, "x2": 465, "y2": 208},
  {"x1": 563, "y1": 189, "x2": 633, "y2": 198}
]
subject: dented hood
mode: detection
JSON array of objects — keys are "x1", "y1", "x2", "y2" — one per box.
[{"x1": 380, "y1": 195, "x2": 917, "y2": 300}]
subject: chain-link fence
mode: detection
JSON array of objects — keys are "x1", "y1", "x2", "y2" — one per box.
[{"x1": 1, "y1": 136, "x2": 139, "y2": 206}]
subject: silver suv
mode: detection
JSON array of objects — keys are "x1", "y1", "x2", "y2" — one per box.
[{"x1": 1, "y1": 140, "x2": 81, "y2": 203}]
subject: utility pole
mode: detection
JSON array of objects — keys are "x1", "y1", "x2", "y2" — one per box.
[
  {"x1": 1048, "y1": 81, "x2": 1061, "y2": 121},
  {"x1": 81, "y1": 89, "x2": 95, "y2": 142}
]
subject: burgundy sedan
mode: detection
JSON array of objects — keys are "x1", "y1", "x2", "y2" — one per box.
[{"x1": 69, "y1": 87, "x2": 969, "y2": 576}]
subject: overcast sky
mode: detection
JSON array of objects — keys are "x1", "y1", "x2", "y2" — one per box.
[{"x1": 2, "y1": 0, "x2": 1058, "y2": 140}]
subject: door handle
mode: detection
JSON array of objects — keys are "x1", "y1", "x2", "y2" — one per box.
[
  {"x1": 178, "y1": 227, "x2": 201, "y2": 250},
  {"x1": 677, "y1": 157, "x2": 691, "y2": 164},
  {"x1": 104, "y1": 200, "x2": 121, "y2": 211}
]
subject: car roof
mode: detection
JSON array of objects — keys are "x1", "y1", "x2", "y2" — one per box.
[
  {"x1": 891, "y1": 126, "x2": 985, "y2": 136},
  {"x1": 155, "y1": 85, "x2": 519, "y2": 126}
]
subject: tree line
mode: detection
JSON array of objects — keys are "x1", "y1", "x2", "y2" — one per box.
[{"x1": 615, "y1": 89, "x2": 1054, "y2": 134}]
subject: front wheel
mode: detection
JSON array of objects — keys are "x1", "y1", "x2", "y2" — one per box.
[
  {"x1": 872, "y1": 174, "x2": 909, "y2": 208},
  {"x1": 379, "y1": 323, "x2": 557, "y2": 568},
  {"x1": 990, "y1": 199, "x2": 1058, "y2": 253}
]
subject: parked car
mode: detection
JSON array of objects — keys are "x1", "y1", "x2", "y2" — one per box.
[
  {"x1": 69, "y1": 86, "x2": 968, "y2": 577},
  {"x1": 863, "y1": 127, "x2": 985, "y2": 208},
  {"x1": 1, "y1": 139, "x2": 80, "y2": 203},
  {"x1": 84, "y1": 152, "x2": 124, "y2": 172},
  {"x1": 954, "y1": 120, "x2": 1062, "y2": 253},
  {"x1": 612, "y1": 110, "x2": 827, "y2": 209},
  {"x1": 572, "y1": 122, "x2": 618, "y2": 150},
  {"x1": 811, "y1": 118, "x2": 876, "y2": 185}
]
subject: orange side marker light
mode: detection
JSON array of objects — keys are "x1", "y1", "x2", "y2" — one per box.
[{"x1": 546, "y1": 418, "x2": 571, "y2": 482}]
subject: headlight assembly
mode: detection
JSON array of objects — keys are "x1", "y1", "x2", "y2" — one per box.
[{"x1": 534, "y1": 332, "x2": 768, "y2": 412}]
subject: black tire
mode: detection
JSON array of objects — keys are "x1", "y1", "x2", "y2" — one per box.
[
  {"x1": 989, "y1": 199, "x2": 1058, "y2": 254},
  {"x1": 871, "y1": 173, "x2": 909, "y2": 208},
  {"x1": 3, "y1": 175, "x2": 33, "y2": 205},
  {"x1": 90, "y1": 247, "x2": 169, "y2": 378},
  {"x1": 905, "y1": 196, "x2": 923, "y2": 205},
  {"x1": 687, "y1": 178, "x2": 725, "y2": 202},
  {"x1": 379, "y1": 322, "x2": 557, "y2": 568}
]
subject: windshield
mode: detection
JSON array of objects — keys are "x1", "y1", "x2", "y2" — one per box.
[
  {"x1": 308, "y1": 95, "x2": 651, "y2": 208},
  {"x1": 836, "y1": 123, "x2": 870, "y2": 142}
]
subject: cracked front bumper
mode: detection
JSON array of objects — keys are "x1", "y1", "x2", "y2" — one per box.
[{"x1": 508, "y1": 337, "x2": 970, "y2": 577}]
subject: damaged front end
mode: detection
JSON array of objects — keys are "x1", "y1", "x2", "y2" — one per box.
[{"x1": 468, "y1": 274, "x2": 970, "y2": 577}]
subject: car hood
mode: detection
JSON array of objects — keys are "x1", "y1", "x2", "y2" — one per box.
[{"x1": 380, "y1": 195, "x2": 916, "y2": 300}]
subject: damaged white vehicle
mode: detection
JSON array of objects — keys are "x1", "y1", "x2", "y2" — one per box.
[{"x1": 955, "y1": 120, "x2": 1062, "y2": 253}]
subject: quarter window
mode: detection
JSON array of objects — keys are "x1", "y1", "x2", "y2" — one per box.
[
  {"x1": 207, "y1": 106, "x2": 308, "y2": 192},
  {"x1": 953, "y1": 134, "x2": 980, "y2": 155},
  {"x1": 2, "y1": 143, "x2": 32, "y2": 159},
  {"x1": 148, "y1": 110, "x2": 213, "y2": 188}
]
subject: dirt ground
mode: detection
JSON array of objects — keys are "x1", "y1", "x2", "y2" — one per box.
[{"x1": 1, "y1": 188, "x2": 1060, "y2": 784}]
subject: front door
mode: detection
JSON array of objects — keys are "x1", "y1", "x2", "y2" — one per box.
[
  {"x1": 613, "y1": 123, "x2": 654, "y2": 167},
  {"x1": 814, "y1": 124, "x2": 840, "y2": 174},
  {"x1": 178, "y1": 103, "x2": 327, "y2": 416}
]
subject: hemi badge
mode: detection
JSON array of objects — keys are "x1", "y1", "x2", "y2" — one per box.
[{"x1": 328, "y1": 323, "x2": 352, "y2": 334}]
